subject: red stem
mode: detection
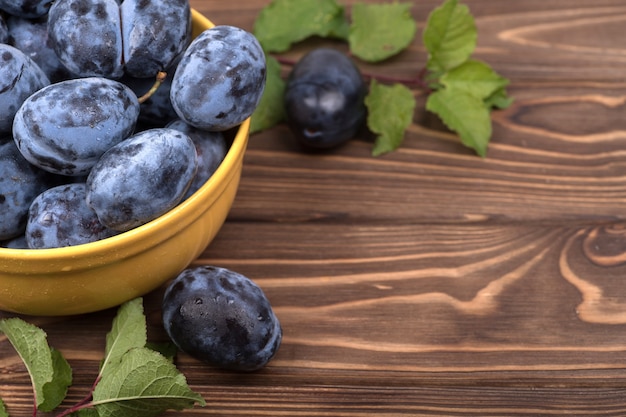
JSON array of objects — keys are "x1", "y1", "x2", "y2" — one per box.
[
  {"x1": 273, "y1": 55, "x2": 432, "y2": 92},
  {"x1": 54, "y1": 401, "x2": 94, "y2": 417},
  {"x1": 53, "y1": 374, "x2": 101, "y2": 417}
]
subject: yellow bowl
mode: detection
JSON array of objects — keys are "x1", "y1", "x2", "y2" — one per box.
[{"x1": 0, "y1": 10, "x2": 248, "y2": 316}]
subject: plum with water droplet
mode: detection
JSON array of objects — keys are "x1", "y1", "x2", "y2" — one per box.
[{"x1": 162, "y1": 266, "x2": 282, "y2": 371}]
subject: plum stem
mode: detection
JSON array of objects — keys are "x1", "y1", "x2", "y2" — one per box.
[
  {"x1": 137, "y1": 71, "x2": 168, "y2": 104},
  {"x1": 53, "y1": 400, "x2": 94, "y2": 417},
  {"x1": 273, "y1": 55, "x2": 432, "y2": 92},
  {"x1": 50, "y1": 374, "x2": 101, "y2": 417}
]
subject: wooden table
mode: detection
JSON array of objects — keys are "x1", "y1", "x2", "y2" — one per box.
[{"x1": 3, "y1": 0, "x2": 626, "y2": 415}]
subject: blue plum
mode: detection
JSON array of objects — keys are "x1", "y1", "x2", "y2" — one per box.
[
  {"x1": 0, "y1": 44, "x2": 49, "y2": 134},
  {"x1": 0, "y1": 0, "x2": 52, "y2": 18},
  {"x1": 7, "y1": 15, "x2": 73, "y2": 83},
  {"x1": 1, "y1": 235, "x2": 28, "y2": 249},
  {"x1": 162, "y1": 266, "x2": 282, "y2": 371},
  {"x1": 47, "y1": 0, "x2": 124, "y2": 78},
  {"x1": 0, "y1": 141, "x2": 55, "y2": 240},
  {"x1": 86, "y1": 128, "x2": 197, "y2": 231},
  {"x1": 26, "y1": 183, "x2": 118, "y2": 249},
  {"x1": 13, "y1": 77, "x2": 140, "y2": 176},
  {"x1": 166, "y1": 119, "x2": 227, "y2": 198},
  {"x1": 171, "y1": 25, "x2": 266, "y2": 131},
  {"x1": 120, "y1": 0, "x2": 192, "y2": 78},
  {"x1": 284, "y1": 48, "x2": 367, "y2": 149},
  {"x1": 0, "y1": 14, "x2": 7, "y2": 43}
]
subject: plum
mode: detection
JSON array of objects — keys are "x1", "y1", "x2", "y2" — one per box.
[{"x1": 162, "y1": 266, "x2": 282, "y2": 371}]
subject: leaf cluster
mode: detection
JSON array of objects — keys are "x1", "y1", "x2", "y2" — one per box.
[
  {"x1": 0, "y1": 298, "x2": 204, "y2": 417},
  {"x1": 251, "y1": 0, "x2": 512, "y2": 157}
]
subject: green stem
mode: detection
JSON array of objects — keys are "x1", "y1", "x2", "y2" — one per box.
[{"x1": 137, "y1": 71, "x2": 168, "y2": 104}]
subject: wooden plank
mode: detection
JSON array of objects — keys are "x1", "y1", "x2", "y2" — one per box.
[
  {"x1": 196, "y1": 223, "x2": 626, "y2": 378},
  {"x1": 233, "y1": 91, "x2": 626, "y2": 222},
  {"x1": 5, "y1": 222, "x2": 626, "y2": 381}
]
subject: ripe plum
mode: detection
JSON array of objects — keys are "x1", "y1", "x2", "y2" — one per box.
[
  {"x1": 0, "y1": 141, "x2": 55, "y2": 240},
  {"x1": 166, "y1": 119, "x2": 227, "y2": 198},
  {"x1": 1, "y1": 235, "x2": 28, "y2": 249},
  {"x1": 13, "y1": 77, "x2": 140, "y2": 176},
  {"x1": 7, "y1": 16, "x2": 72, "y2": 83},
  {"x1": 26, "y1": 183, "x2": 118, "y2": 249},
  {"x1": 47, "y1": 0, "x2": 124, "y2": 78},
  {"x1": 171, "y1": 25, "x2": 266, "y2": 131},
  {"x1": 0, "y1": 15, "x2": 7, "y2": 43},
  {"x1": 162, "y1": 266, "x2": 282, "y2": 371},
  {"x1": 284, "y1": 48, "x2": 367, "y2": 149},
  {"x1": 120, "y1": 0, "x2": 192, "y2": 78},
  {"x1": 86, "y1": 128, "x2": 198, "y2": 232},
  {"x1": 0, "y1": 44, "x2": 49, "y2": 134},
  {"x1": 0, "y1": 0, "x2": 52, "y2": 18}
]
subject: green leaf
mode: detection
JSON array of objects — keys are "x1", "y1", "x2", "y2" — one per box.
[
  {"x1": 365, "y1": 80, "x2": 416, "y2": 156},
  {"x1": 100, "y1": 297, "x2": 147, "y2": 376},
  {"x1": 251, "y1": 55, "x2": 286, "y2": 134},
  {"x1": 440, "y1": 59, "x2": 509, "y2": 100},
  {"x1": 426, "y1": 88, "x2": 492, "y2": 157},
  {"x1": 145, "y1": 342, "x2": 178, "y2": 363},
  {"x1": 42, "y1": 348, "x2": 72, "y2": 411},
  {"x1": 0, "y1": 318, "x2": 72, "y2": 412},
  {"x1": 0, "y1": 399, "x2": 8, "y2": 417},
  {"x1": 423, "y1": 0, "x2": 477, "y2": 73},
  {"x1": 76, "y1": 408, "x2": 101, "y2": 417},
  {"x1": 92, "y1": 347, "x2": 205, "y2": 417},
  {"x1": 253, "y1": 0, "x2": 349, "y2": 52},
  {"x1": 348, "y1": 2, "x2": 417, "y2": 63},
  {"x1": 484, "y1": 86, "x2": 514, "y2": 110}
]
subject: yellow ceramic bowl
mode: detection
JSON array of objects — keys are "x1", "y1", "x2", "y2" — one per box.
[{"x1": 0, "y1": 10, "x2": 248, "y2": 316}]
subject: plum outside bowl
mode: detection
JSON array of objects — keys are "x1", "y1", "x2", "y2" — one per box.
[{"x1": 0, "y1": 10, "x2": 248, "y2": 316}]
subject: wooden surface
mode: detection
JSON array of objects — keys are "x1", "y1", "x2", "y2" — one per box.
[{"x1": 4, "y1": 0, "x2": 626, "y2": 415}]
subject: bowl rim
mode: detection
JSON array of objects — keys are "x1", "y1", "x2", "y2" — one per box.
[{"x1": 190, "y1": 8, "x2": 213, "y2": 35}]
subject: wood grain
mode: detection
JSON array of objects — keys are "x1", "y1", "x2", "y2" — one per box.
[{"x1": 4, "y1": 0, "x2": 626, "y2": 415}]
